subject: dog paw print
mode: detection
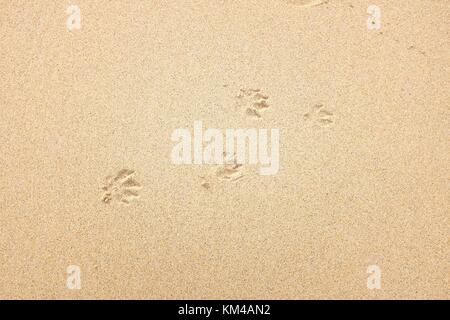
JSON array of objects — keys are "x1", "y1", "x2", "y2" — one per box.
[
  {"x1": 216, "y1": 154, "x2": 244, "y2": 181},
  {"x1": 304, "y1": 104, "x2": 334, "y2": 127},
  {"x1": 199, "y1": 153, "x2": 245, "y2": 190},
  {"x1": 102, "y1": 169, "x2": 142, "y2": 205},
  {"x1": 199, "y1": 175, "x2": 212, "y2": 190},
  {"x1": 236, "y1": 89, "x2": 269, "y2": 119}
]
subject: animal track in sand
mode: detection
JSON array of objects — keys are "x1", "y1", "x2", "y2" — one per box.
[
  {"x1": 235, "y1": 89, "x2": 269, "y2": 119},
  {"x1": 102, "y1": 169, "x2": 142, "y2": 205},
  {"x1": 304, "y1": 104, "x2": 334, "y2": 127},
  {"x1": 200, "y1": 153, "x2": 245, "y2": 190},
  {"x1": 285, "y1": 0, "x2": 328, "y2": 7},
  {"x1": 215, "y1": 153, "x2": 245, "y2": 182}
]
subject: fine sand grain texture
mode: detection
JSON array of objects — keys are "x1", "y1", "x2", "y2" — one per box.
[{"x1": 0, "y1": 0, "x2": 449, "y2": 299}]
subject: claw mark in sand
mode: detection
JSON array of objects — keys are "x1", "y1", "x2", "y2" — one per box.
[
  {"x1": 199, "y1": 176, "x2": 212, "y2": 190},
  {"x1": 200, "y1": 153, "x2": 245, "y2": 190},
  {"x1": 304, "y1": 104, "x2": 334, "y2": 127},
  {"x1": 102, "y1": 169, "x2": 142, "y2": 205},
  {"x1": 215, "y1": 152, "x2": 245, "y2": 182},
  {"x1": 235, "y1": 89, "x2": 269, "y2": 119}
]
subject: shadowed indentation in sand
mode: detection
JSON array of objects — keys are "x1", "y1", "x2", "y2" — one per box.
[
  {"x1": 235, "y1": 88, "x2": 269, "y2": 119},
  {"x1": 199, "y1": 152, "x2": 245, "y2": 190},
  {"x1": 102, "y1": 169, "x2": 142, "y2": 205},
  {"x1": 304, "y1": 104, "x2": 334, "y2": 127}
]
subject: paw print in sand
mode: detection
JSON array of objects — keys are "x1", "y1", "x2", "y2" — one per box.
[
  {"x1": 304, "y1": 104, "x2": 334, "y2": 127},
  {"x1": 102, "y1": 169, "x2": 142, "y2": 205},
  {"x1": 200, "y1": 153, "x2": 245, "y2": 190},
  {"x1": 215, "y1": 153, "x2": 244, "y2": 182},
  {"x1": 236, "y1": 89, "x2": 269, "y2": 119}
]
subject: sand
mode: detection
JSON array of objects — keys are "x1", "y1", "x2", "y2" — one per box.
[{"x1": 0, "y1": 0, "x2": 448, "y2": 299}]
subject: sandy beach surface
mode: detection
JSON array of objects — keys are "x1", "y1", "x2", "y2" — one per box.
[{"x1": 0, "y1": 0, "x2": 449, "y2": 299}]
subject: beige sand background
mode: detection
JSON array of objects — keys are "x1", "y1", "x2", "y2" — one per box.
[{"x1": 0, "y1": 0, "x2": 448, "y2": 299}]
